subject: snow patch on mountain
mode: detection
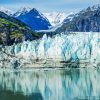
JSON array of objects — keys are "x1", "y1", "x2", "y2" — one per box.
[
  {"x1": 56, "y1": 4, "x2": 100, "y2": 33},
  {"x1": 15, "y1": 8, "x2": 51, "y2": 31},
  {"x1": 43, "y1": 12, "x2": 73, "y2": 26},
  {"x1": 0, "y1": 7, "x2": 13, "y2": 16},
  {"x1": 13, "y1": 7, "x2": 32, "y2": 17}
]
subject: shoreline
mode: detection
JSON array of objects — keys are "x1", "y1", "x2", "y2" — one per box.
[{"x1": 0, "y1": 61, "x2": 98, "y2": 71}]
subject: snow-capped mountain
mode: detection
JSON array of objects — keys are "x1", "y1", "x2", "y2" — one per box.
[
  {"x1": 0, "y1": 7, "x2": 12, "y2": 16},
  {"x1": 15, "y1": 8, "x2": 51, "y2": 31},
  {"x1": 13, "y1": 7, "x2": 32, "y2": 17},
  {"x1": 38, "y1": 12, "x2": 74, "y2": 33},
  {"x1": 0, "y1": 10, "x2": 40, "y2": 45},
  {"x1": 56, "y1": 4, "x2": 100, "y2": 33},
  {"x1": 43, "y1": 12, "x2": 69, "y2": 26}
]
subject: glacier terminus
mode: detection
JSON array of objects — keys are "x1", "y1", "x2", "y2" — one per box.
[{"x1": 0, "y1": 32, "x2": 100, "y2": 68}]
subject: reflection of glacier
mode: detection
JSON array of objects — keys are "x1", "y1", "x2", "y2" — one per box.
[
  {"x1": 0, "y1": 32, "x2": 100, "y2": 67},
  {"x1": 0, "y1": 68, "x2": 100, "y2": 99}
]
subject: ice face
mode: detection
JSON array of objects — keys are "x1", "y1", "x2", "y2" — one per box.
[
  {"x1": 0, "y1": 68, "x2": 100, "y2": 99},
  {"x1": 0, "y1": 32, "x2": 100, "y2": 67}
]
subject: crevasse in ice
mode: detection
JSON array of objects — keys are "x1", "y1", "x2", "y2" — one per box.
[{"x1": 1, "y1": 32, "x2": 100, "y2": 63}]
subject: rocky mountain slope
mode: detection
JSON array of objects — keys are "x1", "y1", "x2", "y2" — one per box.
[
  {"x1": 15, "y1": 8, "x2": 51, "y2": 31},
  {"x1": 56, "y1": 4, "x2": 100, "y2": 33},
  {"x1": 0, "y1": 11, "x2": 41, "y2": 45}
]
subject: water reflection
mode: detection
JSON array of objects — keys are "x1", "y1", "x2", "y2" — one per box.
[
  {"x1": 0, "y1": 90, "x2": 43, "y2": 100},
  {"x1": 0, "y1": 67, "x2": 100, "y2": 100}
]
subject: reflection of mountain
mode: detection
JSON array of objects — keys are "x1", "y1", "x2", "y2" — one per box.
[
  {"x1": 0, "y1": 90, "x2": 43, "y2": 100},
  {"x1": 0, "y1": 68, "x2": 99, "y2": 100}
]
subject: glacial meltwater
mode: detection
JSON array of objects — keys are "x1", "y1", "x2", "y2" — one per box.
[{"x1": 0, "y1": 63, "x2": 100, "y2": 100}]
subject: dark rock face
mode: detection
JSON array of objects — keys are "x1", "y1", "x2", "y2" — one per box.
[
  {"x1": 56, "y1": 5, "x2": 100, "y2": 33},
  {"x1": 0, "y1": 11, "x2": 41, "y2": 46},
  {"x1": 17, "y1": 8, "x2": 51, "y2": 31}
]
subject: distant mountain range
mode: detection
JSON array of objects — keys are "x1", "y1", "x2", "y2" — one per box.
[
  {"x1": 0, "y1": 7, "x2": 68, "y2": 30},
  {"x1": 0, "y1": 4, "x2": 100, "y2": 46},
  {"x1": 56, "y1": 4, "x2": 100, "y2": 33},
  {"x1": 1, "y1": 5, "x2": 100, "y2": 33},
  {"x1": 13, "y1": 8, "x2": 69, "y2": 28}
]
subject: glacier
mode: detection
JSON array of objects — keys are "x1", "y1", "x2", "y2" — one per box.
[
  {"x1": 0, "y1": 32, "x2": 100, "y2": 68},
  {"x1": 43, "y1": 12, "x2": 68, "y2": 26}
]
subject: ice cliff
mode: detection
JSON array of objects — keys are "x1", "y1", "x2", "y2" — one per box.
[{"x1": 0, "y1": 32, "x2": 100, "y2": 68}]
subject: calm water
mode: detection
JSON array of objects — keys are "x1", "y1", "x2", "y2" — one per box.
[{"x1": 0, "y1": 65, "x2": 100, "y2": 100}]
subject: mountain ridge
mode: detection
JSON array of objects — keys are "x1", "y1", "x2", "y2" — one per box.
[
  {"x1": 13, "y1": 7, "x2": 32, "y2": 17},
  {"x1": 56, "y1": 4, "x2": 100, "y2": 33},
  {"x1": 0, "y1": 11, "x2": 42, "y2": 45},
  {"x1": 15, "y1": 8, "x2": 52, "y2": 31}
]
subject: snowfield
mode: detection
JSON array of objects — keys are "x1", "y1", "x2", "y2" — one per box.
[{"x1": 43, "y1": 12, "x2": 67, "y2": 26}]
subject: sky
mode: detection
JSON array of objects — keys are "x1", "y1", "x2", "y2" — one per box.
[{"x1": 0, "y1": 0, "x2": 100, "y2": 13}]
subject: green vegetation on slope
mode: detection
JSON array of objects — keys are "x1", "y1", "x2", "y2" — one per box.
[{"x1": 0, "y1": 18, "x2": 42, "y2": 45}]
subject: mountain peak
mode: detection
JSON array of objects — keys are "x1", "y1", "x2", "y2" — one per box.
[
  {"x1": 0, "y1": 6, "x2": 12, "y2": 16},
  {"x1": 15, "y1": 7, "x2": 51, "y2": 31},
  {"x1": 91, "y1": 4, "x2": 100, "y2": 10},
  {"x1": 78, "y1": 4, "x2": 100, "y2": 15},
  {"x1": 20, "y1": 7, "x2": 32, "y2": 12},
  {"x1": 30, "y1": 8, "x2": 49, "y2": 21},
  {"x1": 13, "y1": 7, "x2": 32, "y2": 17},
  {"x1": 31, "y1": 8, "x2": 38, "y2": 12},
  {"x1": 56, "y1": 4, "x2": 100, "y2": 33}
]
